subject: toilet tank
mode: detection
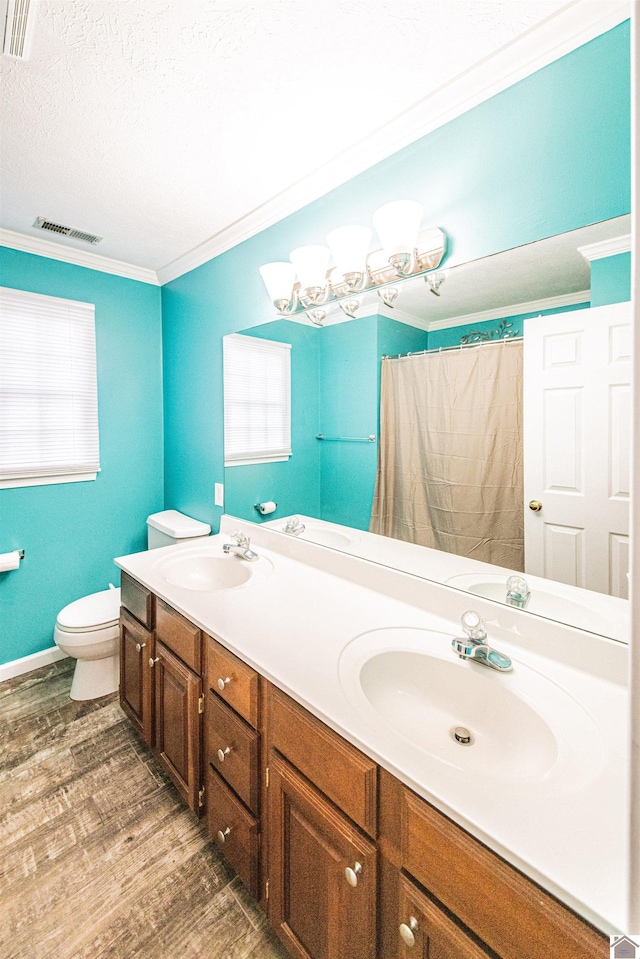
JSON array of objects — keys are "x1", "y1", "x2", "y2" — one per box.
[{"x1": 146, "y1": 510, "x2": 211, "y2": 549}]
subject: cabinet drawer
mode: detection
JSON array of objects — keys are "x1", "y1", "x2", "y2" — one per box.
[
  {"x1": 206, "y1": 635, "x2": 259, "y2": 728},
  {"x1": 400, "y1": 787, "x2": 606, "y2": 959},
  {"x1": 207, "y1": 766, "x2": 260, "y2": 900},
  {"x1": 268, "y1": 684, "x2": 377, "y2": 837},
  {"x1": 397, "y1": 872, "x2": 491, "y2": 958},
  {"x1": 156, "y1": 599, "x2": 201, "y2": 673},
  {"x1": 120, "y1": 571, "x2": 154, "y2": 629},
  {"x1": 206, "y1": 691, "x2": 260, "y2": 814}
]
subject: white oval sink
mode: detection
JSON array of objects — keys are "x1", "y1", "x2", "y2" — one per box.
[
  {"x1": 156, "y1": 551, "x2": 273, "y2": 592},
  {"x1": 446, "y1": 572, "x2": 626, "y2": 638},
  {"x1": 339, "y1": 627, "x2": 604, "y2": 789},
  {"x1": 302, "y1": 526, "x2": 357, "y2": 549}
]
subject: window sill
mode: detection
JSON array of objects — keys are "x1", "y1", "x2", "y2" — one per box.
[{"x1": 0, "y1": 471, "x2": 99, "y2": 490}]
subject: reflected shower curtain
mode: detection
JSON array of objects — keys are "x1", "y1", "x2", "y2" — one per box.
[{"x1": 370, "y1": 340, "x2": 524, "y2": 570}]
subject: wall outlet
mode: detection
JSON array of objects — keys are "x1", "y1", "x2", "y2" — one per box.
[{"x1": 214, "y1": 483, "x2": 224, "y2": 507}]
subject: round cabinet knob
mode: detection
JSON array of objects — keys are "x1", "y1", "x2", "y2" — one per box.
[
  {"x1": 217, "y1": 746, "x2": 231, "y2": 763},
  {"x1": 529, "y1": 499, "x2": 543, "y2": 512},
  {"x1": 399, "y1": 917, "x2": 419, "y2": 948},
  {"x1": 149, "y1": 657, "x2": 159, "y2": 667},
  {"x1": 135, "y1": 642, "x2": 146, "y2": 652},
  {"x1": 344, "y1": 862, "x2": 362, "y2": 887},
  {"x1": 217, "y1": 677, "x2": 231, "y2": 691},
  {"x1": 217, "y1": 827, "x2": 231, "y2": 844}
]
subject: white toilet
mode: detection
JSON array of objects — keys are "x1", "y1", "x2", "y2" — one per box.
[
  {"x1": 54, "y1": 586, "x2": 122, "y2": 700},
  {"x1": 54, "y1": 509, "x2": 211, "y2": 700}
]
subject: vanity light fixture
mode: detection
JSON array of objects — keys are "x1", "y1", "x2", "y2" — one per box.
[{"x1": 259, "y1": 203, "x2": 446, "y2": 324}]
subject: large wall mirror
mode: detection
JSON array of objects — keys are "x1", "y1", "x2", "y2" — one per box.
[{"x1": 223, "y1": 214, "x2": 631, "y2": 643}]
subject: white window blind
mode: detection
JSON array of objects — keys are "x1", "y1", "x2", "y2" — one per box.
[
  {"x1": 224, "y1": 333, "x2": 291, "y2": 466},
  {"x1": 0, "y1": 287, "x2": 100, "y2": 488}
]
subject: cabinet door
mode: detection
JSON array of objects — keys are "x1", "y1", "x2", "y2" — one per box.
[
  {"x1": 153, "y1": 641, "x2": 202, "y2": 814},
  {"x1": 267, "y1": 751, "x2": 377, "y2": 959},
  {"x1": 119, "y1": 609, "x2": 154, "y2": 746},
  {"x1": 397, "y1": 874, "x2": 491, "y2": 959}
]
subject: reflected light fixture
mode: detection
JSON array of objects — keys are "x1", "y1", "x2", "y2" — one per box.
[
  {"x1": 425, "y1": 271, "x2": 447, "y2": 296},
  {"x1": 259, "y1": 201, "x2": 446, "y2": 324}
]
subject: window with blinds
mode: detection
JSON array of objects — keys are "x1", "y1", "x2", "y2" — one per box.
[
  {"x1": 0, "y1": 287, "x2": 100, "y2": 488},
  {"x1": 223, "y1": 333, "x2": 291, "y2": 466}
]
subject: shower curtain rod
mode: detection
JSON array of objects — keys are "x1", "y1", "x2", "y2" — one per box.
[{"x1": 382, "y1": 335, "x2": 523, "y2": 361}]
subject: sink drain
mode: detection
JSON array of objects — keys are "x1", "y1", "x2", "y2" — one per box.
[{"x1": 453, "y1": 726, "x2": 473, "y2": 745}]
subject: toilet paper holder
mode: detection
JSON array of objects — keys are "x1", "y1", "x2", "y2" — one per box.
[
  {"x1": 0, "y1": 548, "x2": 24, "y2": 572},
  {"x1": 254, "y1": 502, "x2": 277, "y2": 515}
]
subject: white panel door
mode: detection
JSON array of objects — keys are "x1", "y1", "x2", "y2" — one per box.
[{"x1": 523, "y1": 302, "x2": 631, "y2": 596}]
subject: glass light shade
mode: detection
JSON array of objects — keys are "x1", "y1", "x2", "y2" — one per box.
[
  {"x1": 326, "y1": 225, "x2": 372, "y2": 277},
  {"x1": 259, "y1": 262, "x2": 296, "y2": 303},
  {"x1": 290, "y1": 245, "x2": 331, "y2": 290},
  {"x1": 372, "y1": 200, "x2": 423, "y2": 258}
]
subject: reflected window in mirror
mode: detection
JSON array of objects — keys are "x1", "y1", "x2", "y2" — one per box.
[{"x1": 223, "y1": 333, "x2": 292, "y2": 466}]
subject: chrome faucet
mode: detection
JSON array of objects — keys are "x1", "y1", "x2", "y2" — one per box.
[
  {"x1": 506, "y1": 575, "x2": 530, "y2": 609},
  {"x1": 222, "y1": 530, "x2": 259, "y2": 562},
  {"x1": 282, "y1": 516, "x2": 305, "y2": 536},
  {"x1": 451, "y1": 611, "x2": 513, "y2": 672}
]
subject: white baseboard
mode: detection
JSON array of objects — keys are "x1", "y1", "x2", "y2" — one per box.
[{"x1": 0, "y1": 646, "x2": 69, "y2": 683}]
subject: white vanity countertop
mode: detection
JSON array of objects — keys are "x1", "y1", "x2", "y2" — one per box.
[{"x1": 115, "y1": 519, "x2": 629, "y2": 934}]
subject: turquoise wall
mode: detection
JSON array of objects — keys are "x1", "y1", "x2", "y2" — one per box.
[
  {"x1": 590, "y1": 252, "x2": 632, "y2": 307},
  {"x1": 0, "y1": 249, "x2": 164, "y2": 664},
  {"x1": 224, "y1": 321, "x2": 321, "y2": 523},
  {"x1": 162, "y1": 23, "x2": 630, "y2": 535},
  {"x1": 318, "y1": 316, "x2": 379, "y2": 528}
]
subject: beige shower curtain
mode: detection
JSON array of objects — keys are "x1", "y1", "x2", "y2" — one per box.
[{"x1": 370, "y1": 339, "x2": 524, "y2": 570}]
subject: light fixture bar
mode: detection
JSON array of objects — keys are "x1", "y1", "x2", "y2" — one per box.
[{"x1": 284, "y1": 226, "x2": 446, "y2": 319}]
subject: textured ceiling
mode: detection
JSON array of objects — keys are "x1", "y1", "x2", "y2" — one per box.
[{"x1": 0, "y1": 1, "x2": 581, "y2": 272}]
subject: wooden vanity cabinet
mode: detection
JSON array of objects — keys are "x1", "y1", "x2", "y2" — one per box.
[
  {"x1": 204, "y1": 635, "x2": 262, "y2": 899},
  {"x1": 119, "y1": 573, "x2": 156, "y2": 747}
]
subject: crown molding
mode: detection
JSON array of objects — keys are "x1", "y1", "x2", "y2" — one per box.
[
  {"x1": 0, "y1": 228, "x2": 160, "y2": 285},
  {"x1": 577, "y1": 233, "x2": 632, "y2": 261},
  {"x1": 157, "y1": 0, "x2": 630, "y2": 286},
  {"x1": 424, "y1": 290, "x2": 590, "y2": 331}
]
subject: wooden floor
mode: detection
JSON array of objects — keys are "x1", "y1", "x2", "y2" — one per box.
[{"x1": 0, "y1": 659, "x2": 290, "y2": 959}]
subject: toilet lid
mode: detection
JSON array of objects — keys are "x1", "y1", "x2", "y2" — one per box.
[{"x1": 57, "y1": 587, "x2": 121, "y2": 630}]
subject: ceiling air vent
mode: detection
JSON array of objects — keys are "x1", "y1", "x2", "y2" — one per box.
[
  {"x1": 33, "y1": 217, "x2": 103, "y2": 245},
  {"x1": 2, "y1": 0, "x2": 36, "y2": 59}
]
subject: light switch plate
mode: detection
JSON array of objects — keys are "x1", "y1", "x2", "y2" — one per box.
[{"x1": 214, "y1": 483, "x2": 224, "y2": 507}]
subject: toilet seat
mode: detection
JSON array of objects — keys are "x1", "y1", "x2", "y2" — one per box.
[{"x1": 56, "y1": 587, "x2": 121, "y2": 632}]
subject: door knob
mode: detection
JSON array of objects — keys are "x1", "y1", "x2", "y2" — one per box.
[
  {"x1": 345, "y1": 862, "x2": 362, "y2": 887},
  {"x1": 135, "y1": 642, "x2": 146, "y2": 652},
  {"x1": 217, "y1": 676, "x2": 231, "y2": 691},
  {"x1": 399, "y1": 917, "x2": 419, "y2": 947},
  {"x1": 529, "y1": 499, "x2": 543, "y2": 512},
  {"x1": 149, "y1": 657, "x2": 159, "y2": 667},
  {"x1": 217, "y1": 826, "x2": 231, "y2": 844},
  {"x1": 217, "y1": 746, "x2": 232, "y2": 763}
]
